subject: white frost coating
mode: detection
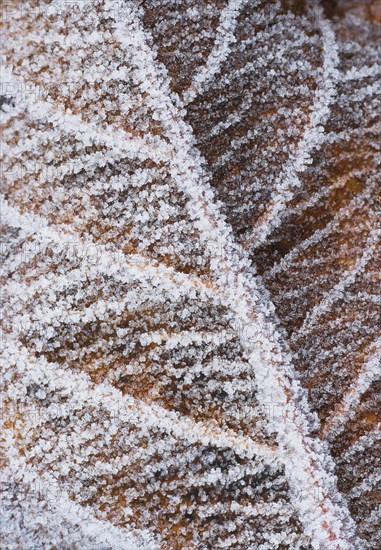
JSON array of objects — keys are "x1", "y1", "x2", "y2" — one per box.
[
  {"x1": 2, "y1": 338, "x2": 277, "y2": 462},
  {"x1": 3, "y1": 1, "x2": 378, "y2": 547},
  {"x1": 138, "y1": 328, "x2": 235, "y2": 349},
  {"x1": 349, "y1": 471, "x2": 381, "y2": 499},
  {"x1": 201, "y1": 92, "x2": 254, "y2": 140},
  {"x1": 181, "y1": 0, "x2": 250, "y2": 106},
  {"x1": 296, "y1": 227, "x2": 380, "y2": 338},
  {"x1": 322, "y1": 339, "x2": 381, "y2": 440},
  {"x1": 282, "y1": 175, "x2": 348, "y2": 217},
  {"x1": 0, "y1": 199, "x2": 217, "y2": 299},
  {"x1": 322, "y1": 122, "x2": 381, "y2": 145},
  {"x1": 1, "y1": 450, "x2": 156, "y2": 550},
  {"x1": 111, "y1": 6, "x2": 358, "y2": 547},
  {"x1": 342, "y1": 63, "x2": 380, "y2": 81},
  {"x1": 1, "y1": 64, "x2": 171, "y2": 165},
  {"x1": 342, "y1": 430, "x2": 381, "y2": 467},
  {"x1": 244, "y1": 7, "x2": 340, "y2": 249},
  {"x1": 267, "y1": 183, "x2": 376, "y2": 279},
  {"x1": 346, "y1": 291, "x2": 381, "y2": 305}
]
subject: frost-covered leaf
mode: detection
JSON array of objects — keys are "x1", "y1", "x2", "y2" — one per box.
[{"x1": 1, "y1": 1, "x2": 380, "y2": 548}]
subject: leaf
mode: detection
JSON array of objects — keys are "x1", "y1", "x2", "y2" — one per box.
[{"x1": 1, "y1": 1, "x2": 380, "y2": 548}]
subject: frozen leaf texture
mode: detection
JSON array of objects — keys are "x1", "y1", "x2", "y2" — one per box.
[{"x1": 1, "y1": 0, "x2": 380, "y2": 549}]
